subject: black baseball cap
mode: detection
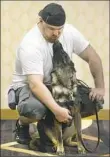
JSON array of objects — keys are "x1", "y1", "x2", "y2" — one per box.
[{"x1": 38, "y1": 3, "x2": 66, "y2": 26}]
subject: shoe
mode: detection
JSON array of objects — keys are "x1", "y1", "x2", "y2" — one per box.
[{"x1": 13, "y1": 119, "x2": 31, "y2": 144}]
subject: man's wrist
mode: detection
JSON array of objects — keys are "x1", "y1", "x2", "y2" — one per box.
[
  {"x1": 94, "y1": 78, "x2": 105, "y2": 89},
  {"x1": 51, "y1": 103, "x2": 61, "y2": 115}
]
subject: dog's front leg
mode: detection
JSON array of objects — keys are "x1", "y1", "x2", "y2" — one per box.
[
  {"x1": 63, "y1": 119, "x2": 78, "y2": 147},
  {"x1": 74, "y1": 112, "x2": 86, "y2": 154},
  {"x1": 54, "y1": 119, "x2": 65, "y2": 155}
]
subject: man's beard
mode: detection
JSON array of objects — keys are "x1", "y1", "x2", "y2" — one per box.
[{"x1": 46, "y1": 36, "x2": 59, "y2": 43}]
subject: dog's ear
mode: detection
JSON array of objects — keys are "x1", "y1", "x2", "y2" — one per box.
[{"x1": 39, "y1": 17, "x2": 43, "y2": 23}]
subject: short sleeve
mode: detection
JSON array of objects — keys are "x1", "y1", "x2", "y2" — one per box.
[
  {"x1": 18, "y1": 45, "x2": 43, "y2": 75},
  {"x1": 69, "y1": 25, "x2": 90, "y2": 55}
]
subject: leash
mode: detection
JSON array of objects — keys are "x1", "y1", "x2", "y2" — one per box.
[
  {"x1": 75, "y1": 105, "x2": 100, "y2": 153},
  {"x1": 70, "y1": 80, "x2": 101, "y2": 153}
]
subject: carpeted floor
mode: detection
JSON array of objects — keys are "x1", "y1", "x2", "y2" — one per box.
[{"x1": 0, "y1": 120, "x2": 110, "y2": 156}]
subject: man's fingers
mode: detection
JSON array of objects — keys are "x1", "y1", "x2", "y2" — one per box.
[
  {"x1": 68, "y1": 110, "x2": 71, "y2": 114},
  {"x1": 89, "y1": 91, "x2": 93, "y2": 100},
  {"x1": 63, "y1": 115, "x2": 72, "y2": 123},
  {"x1": 89, "y1": 91, "x2": 97, "y2": 101},
  {"x1": 96, "y1": 95, "x2": 103, "y2": 101},
  {"x1": 92, "y1": 94, "x2": 97, "y2": 101},
  {"x1": 68, "y1": 115, "x2": 72, "y2": 120},
  {"x1": 89, "y1": 88, "x2": 105, "y2": 102}
]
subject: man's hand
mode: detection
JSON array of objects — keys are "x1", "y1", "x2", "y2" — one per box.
[
  {"x1": 54, "y1": 107, "x2": 72, "y2": 123},
  {"x1": 89, "y1": 88, "x2": 105, "y2": 101}
]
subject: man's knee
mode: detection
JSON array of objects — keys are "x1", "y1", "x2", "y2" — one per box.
[
  {"x1": 19, "y1": 116, "x2": 38, "y2": 124},
  {"x1": 17, "y1": 101, "x2": 47, "y2": 120},
  {"x1": 17, "y1": 85, "x2": 48, "y2": 120}
]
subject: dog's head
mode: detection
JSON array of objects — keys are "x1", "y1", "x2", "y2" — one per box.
[
  {"x1": 52, "y1": 41, "x2": 76, "y2": 89},
  {"x1": 53, "y1": 41, "x2": 75, "y2": 67}
]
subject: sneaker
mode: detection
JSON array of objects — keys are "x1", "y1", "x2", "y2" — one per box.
[{"x1": 13, "y1": 119, "x2": 31, "y2": 144}]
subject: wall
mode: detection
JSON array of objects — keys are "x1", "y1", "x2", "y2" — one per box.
[{"x1": 1, "y1": 1, "x2": 109, "y2": 109}]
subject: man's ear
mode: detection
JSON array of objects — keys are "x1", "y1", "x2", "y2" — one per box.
[{"x1": 39, "y1": 17, "x2": 43, "y2": 23}]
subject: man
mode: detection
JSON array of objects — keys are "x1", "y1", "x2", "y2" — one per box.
[{"x1": 9, "y1": 3, "x2": 105, "y2": 144}]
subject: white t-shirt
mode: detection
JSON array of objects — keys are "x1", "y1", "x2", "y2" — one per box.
[{"x1": 10, "y1": 23, "x2": 89, "y2": 89}]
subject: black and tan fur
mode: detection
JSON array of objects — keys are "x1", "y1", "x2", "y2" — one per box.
[{"x1": 29, "y1": 41, "x2": 86, "y2": 155}]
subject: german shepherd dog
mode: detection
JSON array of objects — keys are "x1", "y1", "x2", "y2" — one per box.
[{"x1": 29, "y1": 41, "x2": 86, "y2": 155}]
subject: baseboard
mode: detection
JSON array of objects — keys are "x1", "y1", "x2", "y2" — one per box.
[
  {"x1": 0, "y1": 109, "x2": 110, "y2": 120},
  {"x1": 1, "y1": 109, "x2": 19, "y2": 120},
  {"x1": 83, "y1": 109, "x2": 110, "y2": 120}
]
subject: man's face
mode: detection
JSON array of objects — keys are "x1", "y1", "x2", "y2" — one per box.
[{"x1": 41, "y1": 20, "x2": 64, "y2": 43}]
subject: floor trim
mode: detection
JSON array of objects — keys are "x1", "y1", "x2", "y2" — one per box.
[{"x1": 0, "y1": 109, "x2": 110, "y2": 120}]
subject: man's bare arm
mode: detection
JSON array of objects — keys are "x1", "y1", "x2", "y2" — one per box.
[
  {"x1": 79, "y1": 44, "x2": 105, "y2": 101},
  {"x1": 27, "y1": 74, "x2": 72, "y2": 122}
]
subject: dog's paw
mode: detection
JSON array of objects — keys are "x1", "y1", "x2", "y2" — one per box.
[
  {"x1": 78, "y1": 146, "x2": 86, "y2": 154},
  {"x1": 52, "y1": 145, "x2": 57, "y2": 152},
  {"x1": 56, "y1": 146, "x2": 65, "y2": 156},
  {"x1": 56, "y1": 151, "x2": 65, "y2": 156},
  {"x1": 29, "y1": 141, "x2": 37, "y2": 150},
  {"x1": 52, "y1": 144, "x2": 65, "y2": 155},
  {"x1": 28, "y1": 138, "x2": 40, "y2": 151}
]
